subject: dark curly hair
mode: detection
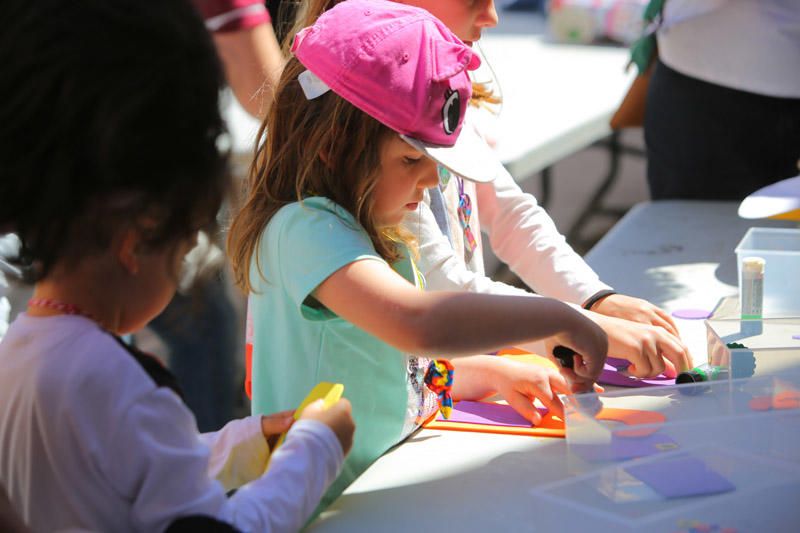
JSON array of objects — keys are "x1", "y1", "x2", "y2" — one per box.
[{"x1": 0, "y1": 0, "x2": 230, "y2": 281}]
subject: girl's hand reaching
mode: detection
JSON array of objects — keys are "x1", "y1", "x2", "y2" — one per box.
[
  {"x1": 488, "y1": 357, "x2": 572, "y2": 423},
  {"x1": 299, "y1": 398, "x2": 355, "y2": 456},
  {"x1": 544, "y1": 308, "x2": 609, "y2": 390},
  {"x1": 451, "y1": 354, "x2": 600, "y2": 424},
  {"x1": 587, "y1": 312, "x2": 692, "y2": 378}
]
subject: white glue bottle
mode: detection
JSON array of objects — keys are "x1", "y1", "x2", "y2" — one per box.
[{"x1": 741, "y1": 257, "x2": 765, "y2": 320}]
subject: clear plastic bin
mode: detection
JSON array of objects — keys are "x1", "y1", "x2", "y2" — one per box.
[
  {"x1": 564, "y1": 371, "x2": 800, "y2": 472},
  {"x1": 530, "y1": 445, "x2": 800, "y2": 533},
  {"x1": 735, "y1": 227, "x2": 800, "y2": 318},
  {"x1": 550, "y1": 372, "x2": 800, "y2": 531},
  {"x1": 705, "y1": 317, "x2": 800, "y2": 379}
]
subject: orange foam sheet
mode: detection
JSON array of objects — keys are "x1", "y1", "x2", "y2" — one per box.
[{"x1": 425, "y1": 402, "x2": 665, "y2": 439}]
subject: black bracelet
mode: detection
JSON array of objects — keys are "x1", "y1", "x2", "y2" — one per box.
[{"x1": 582, "y1": 289, "x2": 617, "y2": 311}]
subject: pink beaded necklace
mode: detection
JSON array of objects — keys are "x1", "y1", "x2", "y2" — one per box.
[{"x1": 27, "y1": 298, "x2": 106, "y2": 330}]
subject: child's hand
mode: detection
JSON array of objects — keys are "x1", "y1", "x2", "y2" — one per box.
[
  {"x1": 299, "y1": 398, "x2": 355, "y2": 456},
  {"x1": 546, "y1": 310, "x2": 609, "y2": 385},
  {"x1": 260, "y1": 410, "x2": 295, "y2": 449},
  {"x1": 588, "y1": 312, "x2": 691, "y2": 378},
  {"x1": 590, "y1": 293, "x2": 680, "y2": 338},
  {"x1": 489, "y1": 358, "x2": 571, "y2": 422}
]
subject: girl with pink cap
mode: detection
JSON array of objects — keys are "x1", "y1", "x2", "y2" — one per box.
[
  {"x1": 286, "y1": 0, "x2": 692, "y2": 386},
  {"x1": 228, "y1": 0, "x2": 608, "y2": 510}
]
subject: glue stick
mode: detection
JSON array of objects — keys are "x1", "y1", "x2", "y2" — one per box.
[{"x1": 740, "y1": 257, "x2": 765, "y2": 320}]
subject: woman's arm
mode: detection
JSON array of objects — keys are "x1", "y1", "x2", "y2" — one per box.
[
  {"x1": 212, "y1": 22, "x2": 284, "y2": 118},
  {"x1": 193, "y1": 0, "x2": 285, "y2": 118}
]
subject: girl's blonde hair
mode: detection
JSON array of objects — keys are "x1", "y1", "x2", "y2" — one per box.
[
  {"x1": 285, "y1": 0, "x2": 501, "y2": 108},
  {"x1": 228, "y1": 57, "x2": 406, "y2": 293}
]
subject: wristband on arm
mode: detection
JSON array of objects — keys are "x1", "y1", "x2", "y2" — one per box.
[
  {"x1": 194, "y1": 0, "x2": 271, "y2": 33},
  {"x1": 582, "y1": 290, "x2": 617, "y2": 311}
]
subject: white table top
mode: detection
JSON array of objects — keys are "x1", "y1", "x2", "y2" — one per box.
[
  {"x1": 585, "y1": 201, "x2": 797, "y2": 312},
  {"x1": 308, "y1": 201, "x2": 798, "y2": 532},
  {"x1": 477, "y1": 12, "x2": 633, "y2": 178},
  {"x1": 220, "y1": 11, "x2": 633, "y2": 181}
]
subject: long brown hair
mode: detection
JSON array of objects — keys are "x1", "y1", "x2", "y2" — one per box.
[
  {"x1": 285, "y1": 0, "x2": 501, "y2": 109},
  {"x1": 227, "y1": 57, "x2": 402, "y2": 293}
]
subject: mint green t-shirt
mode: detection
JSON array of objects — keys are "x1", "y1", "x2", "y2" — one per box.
[{"x1": 249, "y1": 197, "x2": 431, "y2": 509}]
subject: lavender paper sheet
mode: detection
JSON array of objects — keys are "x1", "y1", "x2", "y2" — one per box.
[
  {"x1": 438, "y1": 400, "x2": 547, "y2": 427},
  {"x1": 599, "y1": 357, "x2": 676, "y2": 388}
]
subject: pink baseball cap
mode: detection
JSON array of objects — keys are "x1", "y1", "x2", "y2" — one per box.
[{"x1": 291, "y1": 0, "x2": 499, "y2": 183}]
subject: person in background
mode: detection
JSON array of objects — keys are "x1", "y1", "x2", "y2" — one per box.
[
  {"x1": 644, "y1": 0, "x2": 800, "y2": 200},
  {"x1": 0, "y1": 1, "x2": 353, "y2": 531}
]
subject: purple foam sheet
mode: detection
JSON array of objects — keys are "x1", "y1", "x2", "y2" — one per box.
[
  {"x1": 624, "y1": 456, "x2": 735, "y2": 499},
  {"x1": 599, "y1": 357, "x2": 676, "y2": 388},
  {"x1": 436, "y1": 400, "x2": 547, "y2": 427}
]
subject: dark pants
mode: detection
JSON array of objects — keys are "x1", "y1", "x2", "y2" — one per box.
[{"x1": 645, "y1": 59, "x2": 800, "y2": 200}]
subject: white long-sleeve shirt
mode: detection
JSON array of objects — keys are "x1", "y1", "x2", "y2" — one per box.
[
  {"x1": 0, "y1": 314, "x2": 343, "y2": 533},
  {"x1": 408, "y1": 121, "x2": 610, "y2": 305}
]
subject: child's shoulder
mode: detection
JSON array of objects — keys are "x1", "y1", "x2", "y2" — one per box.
[
  {"x1": 266, "y1": 197, "x2": 370, "y2": 246},
  {"x1": 2, "y1": 315, "x2": 161, "y2": 412},
  {"x1": 271, "y1": 197, "x2": 357, "y2": 228}
]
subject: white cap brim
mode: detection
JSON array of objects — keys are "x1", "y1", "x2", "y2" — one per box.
[{"x1": 400, "y1": 125, "x2": 500, "y2": 184}]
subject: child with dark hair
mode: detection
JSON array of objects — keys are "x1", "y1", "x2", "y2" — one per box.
[{"x1": 0, "y1": 1, "x2": 353, "y2": 531}]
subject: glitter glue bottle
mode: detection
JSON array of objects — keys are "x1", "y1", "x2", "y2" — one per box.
[
  {"x1": 676, "y1": 363, "x2": 728, "y2": 384},
  {"x1": 740, "y1": 257, "x2": 765, "y2": 320},
  {"x1": 676, "y1": 364, "x2": 729, "y2": 396}
]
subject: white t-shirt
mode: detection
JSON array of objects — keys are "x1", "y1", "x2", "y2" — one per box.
[
  {"x1": 0, "y1": 313, "x2": 343, "y2": 533},
  {"x1": 658, "y1": 0, "x2": 800, "y2": 98}
]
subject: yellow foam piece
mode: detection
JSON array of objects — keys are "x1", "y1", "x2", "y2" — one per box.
[
  {"x1": 294, "y1": 382, "x2": 344, "y2": 418},
  {"x1": 274, "y1": 382, "x2": 344, "y2": 450}
]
